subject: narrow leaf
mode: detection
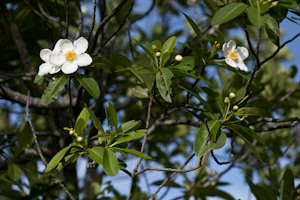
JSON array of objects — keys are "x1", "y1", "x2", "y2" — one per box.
[
  {"x1": 156, "y1": 68, "x2": 174, "y2": 103},
  {"x1": 41, "y1": 74, "x2": 68, "y2": 105},
  {"x1": 75, "y1": 107, "x2": 90, "y2": 136},
  {"x1": 73, "y1": 73, "x2": 100, "y2": 99},
  {"x1": 113, "y1": 147, "x2": 153, "y2": 160},
  {"x1": 211, "y1": 3, "x2": 248, "y2": 25},
  {"x1": 182, "y1": 12, "x2": 203, "y2": 38},
  {"x1": 105, "y1": 102, "x2": 118, "y2": 128},
  {"x1": 88, "y1": 147, "x2": 105, "y2": 165},
  {"x1": 103, "y1": 149, "x2": 119, "y2": 176}
]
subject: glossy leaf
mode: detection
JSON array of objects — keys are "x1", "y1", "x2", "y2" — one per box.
[
  {"x1": 0, "y1": 176, "x2": 14, "y2": 184},
  {"x1": 194, "y1": 120, "x2": 221, "y2": 157},
  {"x1": 75, "y1": 107, "x2": 90, "y2": 136},
  {"x1": 135, "y1": 39, "x2": 155, "y2": 63},
  {"x1": 88, "y1": 147, "x2": 105, "y2": 165},
  {"x1": 266, "y1": 16, "x2": 280, "y2": 46},
  {"x1": 113, "y1": 147, "x2": 153, "y2": 160},
  {"x1": 57, "y1": 152, "x2": 85, "y2": 172},
  {"x1": 103, "y1": 149, "x2": 119, "y2": 176},
  {"x1": 33, "y1": 74, "x2": 44, "y2": 85},
  {"x1": 105, "y1": 102, "x2": 118, "y2": 129},
  {"x1": 161, "y1": 36, "x2": 176, "y2": 59},
  {"x1": 45, "y1": 143, "x2": 76, "y2": 172},
  {"x1": 211, "y1": 3, "x2": 248, "y2": 25},
  {"x1": 110, "y1": 129, "x2": 146, "y2": 147},
  {"x1": 41, "y1": 74, "x2": 68, "y2": 105},
  {"x1": 247, "y1": 179, "x2": 277, "y2": 200},
  {"x1": 93, "y1": 56, "x2": 113, "y2": 67},
  {"x1": 15, "y1": 122, "x2": 32, "y2": 156},
  {"x1": 235, "y1": 107, "x2": 266, "y2": 116},
  {"x1": 8, "y1": 163, "x2": 22, "y2": 181},
  {"x1": 182, "y1": 12, "x2": 203, "y2": 38},
  {"x1": 281, "y1": 167, "x2": 294, "y2": 200},
  {"x1": 73, "y1": 73, "x2": 100, "y2": 99},
  {"x1": 247, "y1": 1, "x2": 270, "y2": 28},
  {"x1": 116, "y1": 120, "x2": 142, "y2": 133},
  {"x1": 131, "y1": 86, "x2": 149, "y2": 98},
  {"x1": 156, "y1": 68, "x2": 174, "y2": 103}
]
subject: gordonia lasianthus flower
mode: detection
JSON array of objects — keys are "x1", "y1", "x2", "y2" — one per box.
[
  {"x1": 38, "y1": 39, "x2": 63, "y2": 76},
  {"x1": 49, "y1": 37, "x2": 93, "y2": 74},
  {"x1": 223, "y1": 40, "x2": 249, "y2": 71}
]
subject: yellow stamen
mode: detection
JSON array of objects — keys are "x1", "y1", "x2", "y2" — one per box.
[
  {"x1": 228, "y1": 51, "x2": 238, "y2": 61},
  {"x1": 65, "y1": 50, "x2": 77, "y2": 61}
]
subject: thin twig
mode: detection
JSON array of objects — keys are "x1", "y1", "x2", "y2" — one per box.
[
  {"x1": 211, "y1": 133, "x2": 235, "y2": 165},
  {"x1": 68, "y1": 75, "x2": 74, "y2": 128},
  {"x1": 75, "y1": 0, "x2": 83, "y2": 38},
  {"x1": 26, "y1": 91, "x2": 75, "y2": 200},
  {"x1": 90, "y1": 0, "x2": 128, "y2": 53},
  {"x1": 54, "y1": 0, "x2": 62, "y2": 38},
  {"x1": 65, "y1": 0, "x2": 69, "y2": 38},
  {"x1": 249, "y1": 116, "x2": 300, "y2": 126},
  {"x1": 149, "y1": 154, "x2": 201, "y2": 200},
  {"x1": 88, "y1": 0, "x2": 97, "y2": 42},
  {"x1": 95, "y1": 0, "x2": 134, "y2": 56},
  {"x1": 256, "y1": 121, "x2": 300, "y2": 132}
]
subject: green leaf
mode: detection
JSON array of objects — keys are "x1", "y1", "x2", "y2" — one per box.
[
  {"x1": 226, "y1": 124, "x2": 266, "y2": 147},
  {"x1": 34, "y1": 74, "x2": 44, "y2": 85},
  {"x1": 57, "y1": 152, "x2": 85, "y2": 172},
  {"x1": 93, "y1": 56, "x2": 113, "y2": 67},
  {"x1": 86, "y1": 107, "x2": 105, "y2": 144},
  {"x1": 73, "y1": 73, "x2": 100, "y2": 99},
  {"x1": 113, "y1": 147, "x2": 153, "y2": 160},
  {"x1": 88, "y1": 147, "x2": 105, "y2": 165},
  {"x1": 182, "y1": 12, "x2": 203, "y2": 38},
  {"x1": 172, "y1": 70, "x2": 212, "y2": 86},
  {"x1": 227, "y1": 126, "x2": 265, "y2": 167},
  {"x1": 135, "y1": 39, "x2": 156, "y2": 63},
  {"x1": 156, "y1": 68, "x2": 174, "y2": 103},
  {"x1": 45, "y1": 143, "x2": 76, "y2": 173},
  {"x1": 15, "y1": 122, "x2": 32, "y2": 157},
  {"x1": 8, "y1": 163, "x2": 22, "y2": 181},
  {"x1": 116, "y1": 120, "x2": 142, "y2": 133},
  {"x1": 194, "y1": 120, "x2": 221, "y2": 157},
  {"x1": 146, "y1": 40, "x2": 162, "y2": 54},
  {"x1": 0, "y1": 176, "x2": 14, "y2": 184},
  {"x1": 103, "y1": 149, "x2": 119, "y2": 176},
  {"x1": 131, "y1": 86, "x2": 149, "y2": 98},
  {"x1": 281, "y1": 166, "x2": 294, "y2": 200},
  {"x1": 110, "y1": 129, "x2": 146, "y2": 147},
  {"x1": 207, "y1": 130, "x2": 227, "y2": 150},
  {"x1": 247, "y1": 179, "x2": 277, "y2": 200},
  {"x1": 235, "y1": 107, "x2": 266, "y2": 116},
  {"x1": 75, "y1": 107, "x2": 90, "y2": 136},
  {"x1": 179, "y1": 85, "x2": 214, "y2": 115},
  {"x1": 112, "y1": 52, "x2": 133, "y2": 68},
  {"x1": 211, "y1": 3, "x2": 248, "y2": 25},
  {"x1": 247, "y1": 1, "x2": 270, "y2": 28},
  {"x1": 201, "y1": 87, "x2": 224, "y2": 109},
  {"x1": 105, "y1": 102, "x2": 118, "y2": 129},
  {"x1": 161, "y1": 36, "x2": 177, "y2": 59},
  {"x1": 266, "y1": 16, "x2": 280, "y2": 46},
  {"x1": 41, "y1": 74, "x2": 68, "y2": 105}
]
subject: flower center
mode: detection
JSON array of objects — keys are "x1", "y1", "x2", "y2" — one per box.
[
  {"x1": 228, "y1": 51, "x2": 238, "y2": 60},
  {"x1": 65, "y1": 50, "x2": 77, "y2": 61}
]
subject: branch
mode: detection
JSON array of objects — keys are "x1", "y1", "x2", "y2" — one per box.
[
  {"x1": 0, "y1": 85, "x2": 76, "y2": 109},
  {"x1": 95, "y1": 0, "x2": 134, "y2": 55},
  {"x1": 75, "y1": 0, "x2": 83, "y2": 38},
  {"x1": 0, "y1": 0, "x2": 36, "y2": 73},
  {"x1": 211, "y1": 133, "x2": 235, "y2": 165},
  {"x1": 88, "y1": 0, "x2": 97, "y2": 42},
  {"x1": 26, "y1": 91, "x2": 75, "y2": 200},
  {"x1": 255, "y1": 121, "x2": 300, "y2": 132},
  {"x1": 249, "y1": 116, "x2": 300, "y2": 126},
  {"x1": 90, "y1": 0, "x2": 128, "y2": 53}
]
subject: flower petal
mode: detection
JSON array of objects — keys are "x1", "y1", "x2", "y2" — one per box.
[
  {"x1": 237, "y1": 61, "x2": 248, "y2": 71},
  {"x1": 52, "y1": 39, "x2": 63, "y2": 53},
  {"x1": 62, "y1": 62, "x2": 78, "y2": 74},
  {"x1": 40, "y1": 49, "x2": 52, "y2": 61},
  {"x1": 76, "y1": 53, "x2": 93, "y2": 67},
  {"x1": 60, "y1": 39, "x2": 73, "y2": 54},
  {"x1": 236, "y1": 47, "x2": 249, "y2": 60},
  {"x1": 225, "y1": 58, "x2": 238, "y2": 68},
  {"x1": 38, "y1": 62, "x2": 52, "y2": 76},
  {"x1": 74, "y1": 37, "x2": 89, "y2": 55},
  {"x1": 50, "y1": 52, "x2": 65, "y2": 66},
  {"x1": 49, "y1": 65, "x2": 62, "y2": 74},
  {"x1": 223, "y1": 40, "x2": 236, "y2": 57}
]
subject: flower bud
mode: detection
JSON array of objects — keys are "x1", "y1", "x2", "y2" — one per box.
[
  {"x1": 152, "y1": 44, "x2": 157, "y2": 50},
  {"x1": 224, "y1": 97, "x2": 230, "y2": 104},
  {"x1": 229, "y1": 92, "x2": 235, "y2": 99},
  {"x1": 216, "y1": 44, "x2": 220, "y2": 49},
  {"x1": 69, "y1": 129, "x2": 75, "y2": 135},
  {"x1": 156, "y1": 52, "x2": 161, "y2": 57},
  {"x1": 175, "y1": 55, "x2": 183, "y2": 62},
  {"x1": 214, "y1": 41, "x2": 217, "y2": 45},
  {"x1": 270, "y1": 1, "x2": 278, "y2": 8},
  {"x1": 77, "y1": 137, "x2": 83, "y2": 143},
  {"x1": 233, "y1": 105, "x2": 239, "y2": 111},
  {"x1": 211, "y1": 181, "x2": 216, "y2": 186}
]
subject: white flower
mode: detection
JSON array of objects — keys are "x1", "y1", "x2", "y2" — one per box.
[
  {"x1": 49, "y1": 37, "x2": 92, "y2": 74},
  {"x1": 223, "y1": 40, "x2": 249, "y2": 71},
  {"x1": 38, "y1": 39, "x2": 62, "y2": 76}
]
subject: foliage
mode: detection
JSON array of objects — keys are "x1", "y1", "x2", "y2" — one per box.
[{"x1": 0, "y1": 0, "x2": 300, "y2": 199}]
